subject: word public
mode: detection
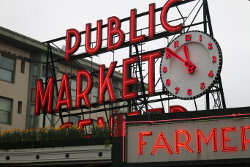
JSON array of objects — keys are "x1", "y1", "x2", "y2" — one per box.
[
  {"x1": 64, "y1": 0, "x2": 182, "y2": 61},
  {"x1": 35, "y1": 0, "x2": 182, "y2": 115}
]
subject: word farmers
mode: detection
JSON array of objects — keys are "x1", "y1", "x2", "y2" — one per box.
[{"x1": 138, "y1": 126, "x2": 250, "y2": 156}]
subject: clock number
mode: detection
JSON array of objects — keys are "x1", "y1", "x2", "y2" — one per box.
[
  {"x1": 174, "y1": 41, "x2": 179, "y2": 48},
  {"x1": 208, "y1": 43, "x2": 213, "y2": 50},
  {"x1": 200, "y1": 82, "x2": 205, "y2": 90},
  {"x1": 199, "y1": 35, "x2": 202, "y2": 42},
  {"x1": 163, "y1": 66, "x2": 168, "y2": 73},
  {"x1": 166, "y1": 79, "x2": 171, "y2": 86},
  {"x1": 165, "y1": 52, "x2": 171, "y2": 59},
  {"x1": 212, "y1": 56, "x2": 217, "y2": 63},
  {"x1": 208, "y1": 70, "x2": 214, "y2": 77},
  {"x1": 185, "y1": 34, "x2": 192, "y2": 41},
  {"x1": 175, "y1": 87, "x2": 180, "y2": 94},
  {"x1": 187, "y1": 89, "x2": 192, "y2": 96}
]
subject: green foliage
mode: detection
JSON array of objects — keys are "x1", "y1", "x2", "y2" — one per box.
[
  {"x1": 0, "y1": 126, "x2": 110, "y2": 148},
  {"x1": 91, "y1": 126, "x2": 110, "y2": 138}
]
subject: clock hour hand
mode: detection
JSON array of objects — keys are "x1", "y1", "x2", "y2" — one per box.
[
  {"x1": 165, "y1": 47, "x2": 196, "y2": 74},
  {"x1": 182, "y1": 45, "x2": 197, "y2": 73}
]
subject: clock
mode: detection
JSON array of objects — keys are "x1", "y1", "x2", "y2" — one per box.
[{"x1": 160, "y1": 31, "x2": 222, "y2": 100}]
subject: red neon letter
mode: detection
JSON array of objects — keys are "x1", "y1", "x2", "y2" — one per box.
[
  {"x1": 146, "y1": 108, "x2": 163, "y2": 114},
  {"x1": 241, "y1": 126, "x2": 250, "y2": 151},
  {"x1": 130, "y1": 9, "x2": 145, "y2": 44},
  {"x1": 78, "y1": 119, "x2": 93, "y2": 138},
  {"x1": 65, "y1": 29, "x2": 81, "y2": 61},
  {"x1": 98, "y1": 62, "x2": 117, "y2": 104},
  {"x1": 160, "y1": 0, "x2": 182, "y2": 33},
  {"x1": 55, "y1": 74, "x2": 72, "y2": 111},
  {"x1": 107, "y1": 16, "x2": 125, "y2": 51},
  {"x1": 85, "y1": 20, "x2": 103, "y2": 55},
  {"x1": 221, "y1": 127, "x2": 238, "y2": 152},
  {"x1": 175, "y1": 129, "x2": 193, "y2": 154},
  {"x1": 128, "y1": 111, "x2": 141, "y2": 116},
  {"x1": 151, "y1": 132, "x2": 173, "y2": 155},
  {"x1": 60, "y1": 122, "x2": 73, "y2": 129},
  {"x1": 78, "y1": 119, "x2": 93, "y2": 129},
  {"x1": 122, "y1": 57, "x2": 138, "y2": 100},
  {"x1": 97, "y1": 117, "x2": 106, "y2": 128},
  {"x1": 110, "y1": 115, "x2": 114, "y2": 137},
  {"x1": 35, "y1": 78, "x2": 54, "y2": 115},
  {"x1": 76, "y1": 70, "x2": 92, "y2": 108},
  {"x1": 141, "y1": 51, "x2": 161, "y2": 95},
  {"x1": 138, "y1": 131, "x2": 152, "y2": 155},
  {"x1": 169, "y1": 105, "x2": 187, "y2": 113},
  {"x1": 149, "y1": 3, "x2": 155, "y2": 39},
  {"x1": 196, "y1": 128, "x2": 218, "y2": 153}
]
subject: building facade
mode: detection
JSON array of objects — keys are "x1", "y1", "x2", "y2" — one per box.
[{"x1": 0, "y1": 26, "x2": 124, "y2": 130}]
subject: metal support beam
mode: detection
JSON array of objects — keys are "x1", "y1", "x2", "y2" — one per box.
[
  {"x1": 134, "y1": 44, "x2": 148, "y2": 112},
  {"x1": 40, "y1": 0, "x2": 227, "y2": 124}
]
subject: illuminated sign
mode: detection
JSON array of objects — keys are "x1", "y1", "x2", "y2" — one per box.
[
  {"x1": 125, "y1": 114, "x2": 250, "y2": 164},
  {"x1": 34, "y1": 0, "x2": 184, "y2": 115},
  {"x1": 64, "y1": 0, "x2": 183, "y2": 61}
]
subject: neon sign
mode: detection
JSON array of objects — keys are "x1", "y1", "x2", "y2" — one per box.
[
  {"x1": 125, "y1": 115, "x2": 250, "y2": 163},
  {"x1": 35, "y1": 0, "x2": 183, "y2": 115},
  {"x1": 138, "y1": 127, "x2": 246, "y2": 155},
  {"x1": 64, "y1": 0, "x2": 182, "y2": 61}
]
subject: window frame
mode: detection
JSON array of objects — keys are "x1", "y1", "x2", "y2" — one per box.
[
  {"x1": 21, "y1": 60, "x2": 25, "y2": 73},
  {"x1": 0, "y1": 54, "x2": 16, "y2": 83},
  {"x1": 0, "y1": 96, "x2": 13, "y2": 125},
  {"x1": 69, "y1": 115, "x2": 81, "y2": 125},
  {"x1": 91, "y1": 85, "x2": 98, "y2": 104},
  {"x1": 18, "y1": 101, "x2": 22, "y2": 114},
  {"x1": 70, "y1": 79, "x2": 77, "y2": 105}
]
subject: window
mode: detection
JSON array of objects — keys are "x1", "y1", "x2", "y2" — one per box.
[
  {"x1": 18, "y1": 101, "x2": 22, "y2": 114},
  {"x1": 41, "y1": 65, "x2": 52, "y2": 83},
  {"x1": 71, "y1": 79, "x2": 76, "y2": 104},
  {"x1": 21, "y1": 61, "x2": 25, "y2": 73},
  {"x1": 29, "y1": 105, "x2": 35, "y2": 128},
  {"x1": 38, "y1": 114, "x2": 52, "y2": 128},
  {"x1": 29, "y1": 105, "x2": 53, "y2": 128},
  {"x1": 0, "y1": 55, "x2": 15, "y2": 82},
  {"x1": 0, "y1": 97, "x2": 12, "y2": 124},
  {"x1": 69, "y1": 116, "x2": 80, "y2": 125},
  {"x1": 91, "y1": 86, "x2": 98, "y2": 104}
]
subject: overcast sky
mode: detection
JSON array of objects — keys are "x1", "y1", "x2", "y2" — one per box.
[{"x1": 0, "y1": 0, "x2": 250, "y2": 110}]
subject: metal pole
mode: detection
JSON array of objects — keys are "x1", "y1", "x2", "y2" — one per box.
[
  {"x1": 134, "y1": 44, "x2": 148, "y2": 111},
  {"x1": 48, "y1": 44, "x2": 64, "y2": 125},
  {"x1": 43, "y1": 45, "x2": 50, "y2": 128},
  {"x1": 204, "y1": 0, "x2": 226, "y2": 109},
  {"x1": 128, "y1": 45, "x2": 132, "y2": 113}
]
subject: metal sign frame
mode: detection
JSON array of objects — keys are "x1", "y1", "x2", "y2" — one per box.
[{"x1": 41, "y1": 0, "x2": 226, "y2": 127}]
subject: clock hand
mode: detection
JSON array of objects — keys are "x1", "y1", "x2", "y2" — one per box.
[
  {"x1": 165, "y1": 48, "x2": 186, "y2": 63},
  {"x1": 183, "y1": 45, "x2": 189, "y2": 61},
  {"x1": 165, "y1": 47, "x2": 196, "y2": 74},
  {"x1": 182, "y1": 45, "x2": 196, "y2": 73}
]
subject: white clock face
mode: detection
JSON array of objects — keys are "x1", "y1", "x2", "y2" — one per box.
[{"x1": 160, "y1": 31, "x2": 222, "y2": 99}]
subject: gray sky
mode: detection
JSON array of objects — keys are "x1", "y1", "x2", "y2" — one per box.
[{"x1": 0, "y1": 0, "x2": 250, "y2": 110}]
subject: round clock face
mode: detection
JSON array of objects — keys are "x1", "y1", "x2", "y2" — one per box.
[{"x1": 160, "y1": 31, "x2": 222, "y2": 100}]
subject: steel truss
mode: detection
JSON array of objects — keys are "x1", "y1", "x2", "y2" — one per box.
[{"x1": 41, "y1": 0, "x2": 226, "y2": 127}]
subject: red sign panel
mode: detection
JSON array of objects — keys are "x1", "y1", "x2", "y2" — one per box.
[{"x1": 125, "y1": 115, "x2": 250, "y2": 163}]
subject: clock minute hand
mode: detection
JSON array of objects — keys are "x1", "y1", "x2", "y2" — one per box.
[
  {"x1": 165, "y1": 47, "x2": 196, "y2": 74},
  {"x1": 165, "y1": 48, "x2": 186, "y2": 63}
]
